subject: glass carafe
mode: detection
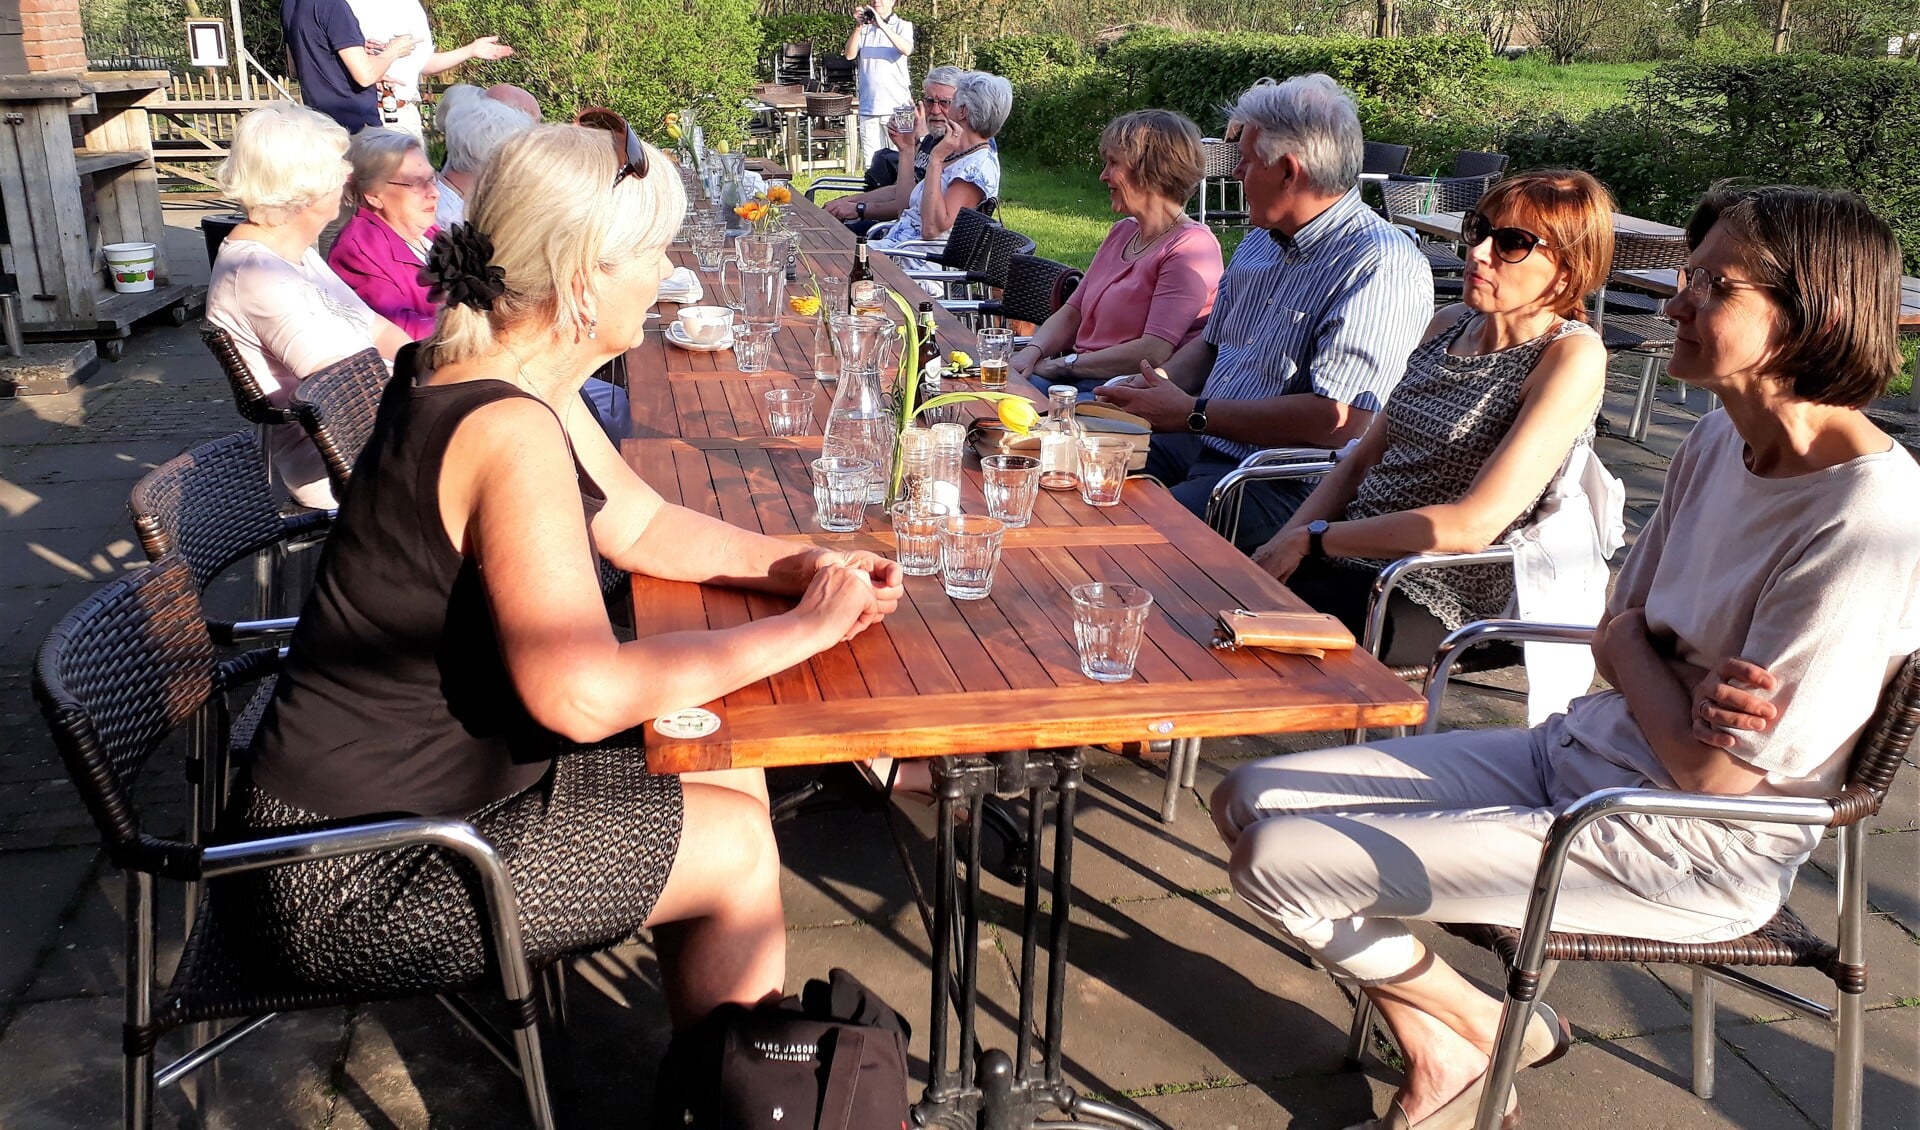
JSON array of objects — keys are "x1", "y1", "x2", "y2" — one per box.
[
  {"x1": 1037, "y1": 384, "x2": 1084, "y2": 491},
  {"x1": 823, "y1": 314, "x2": 897, "y2": 505}
]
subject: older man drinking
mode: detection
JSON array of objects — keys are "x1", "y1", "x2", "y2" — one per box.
[
  {"x1": 1097, "y1": 74, "x2": 1432, "y2": 553},
  {"x1": 823, "y1": 65, "x2": 965, "y2": 234}
]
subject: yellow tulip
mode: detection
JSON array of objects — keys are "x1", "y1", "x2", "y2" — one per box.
[
  {"x1": 947, "y1": 349, "x2": 974, "y2": 368},
  {"x1": 997, "y1": 398, "x2": 1039, "y2": 435},
  {"x1": 666, "y1": 124, "x2": 683, "y2": 141},
  {"x1": 715, "y1": 140, "x2": 731, "y2": 154},
  {"x1": 789, "y1": 295, "x2": 822, "y2": 316}
]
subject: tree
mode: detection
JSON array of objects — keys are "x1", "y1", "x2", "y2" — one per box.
[
  {"x1": 1524, "y1": 0, "x2": 1609, "y2": 62},
  {"x1": 426, "y1": 0, "x2": 760, "y2": 146}
]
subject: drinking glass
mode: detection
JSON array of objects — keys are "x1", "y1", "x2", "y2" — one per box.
[
  {"x1": 1069, "y1": 582, "x2": 1154, "y2": 683},
  {"x1": 692, "y1": 223, "x2": 726, "y2": 272},
  {"x1": 764, "y1": 387, "x2": 816, "y2": 436},
  {"x1": 735, "y1": 325, "x2": 775, "y2": 373},
  {"x1": 939, "y1": 514, "x2": 1005, "y2": 601},
  {"x1": 977, "y1": 328, "x2": 1013, "y2": 388},
  {"x1": 889, "y1": 500, "x2": 950, "y2": 576},
  {"x1": 814, "y1": 273, "x2": 848, "y2": 316},
  {"x1": 1077, "y1": 436, "x2": 1133, "y2": 507},
  {"x1": 849, "y1": 280, "x2": 888, "y2": 317},
  {"x1": 811, "y1": 456, "x2": 873, "y2": 533},
  {"x1": 981, "y1": 454, "x2": 1041, "y2": 527},
  {"x1": 889, "y1": 104, "x2": 919, "y2": 134}
]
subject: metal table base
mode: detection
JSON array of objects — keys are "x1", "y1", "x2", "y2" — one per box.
[{"x1": 903, "y1": 750, "x2": 1170, "y2": 1130}]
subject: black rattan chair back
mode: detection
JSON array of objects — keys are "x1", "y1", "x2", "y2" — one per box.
[
  {"x1": 290, "y1": 348, "x2": 390, "y2": 500},
  {"x1": 1449, "y1": 149, "x2": 1509, "y2": 179},
  {"x1": 129, "y1": 431, "x2": 328, "y2": 590},
  {"x1": 820, "y1": 55, "x2": 856, "y2": 93},
  {"x1": 33, "y1": 556, "x2": 214, "y2": 856},
  {"x1": 1379, "y1": 174, "x2": 1497, "y2": 219},
  {"x1": 999, "y1": 256, "x2": 1083, "y2": 327},
  {"x1": 1837, "y1": 651, "x2": 1920, "y2": 821},
  {"x1": 1362, "y1": 141, "x2": 1411, "y2": 176},
  {"x1": 1609, "y1": 230, "x2": 1689, "y2": 273},
  {"x1": 202, "y1": 325, "x2": 294, "y2": 427},
  {"x1": 934, "y1": 207, "x2": 1000, "y2": 273}
]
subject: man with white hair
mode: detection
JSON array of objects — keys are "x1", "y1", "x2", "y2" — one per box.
[
  {"x1": 434, "y1": 95, "x2": 535, "y2": 228},
  {"x1": 1097, "y1": 73, "x2": 1432, "y2": 552},
  {"x1": 823, "y1": 65, "x2": 964, "y2": 233}
]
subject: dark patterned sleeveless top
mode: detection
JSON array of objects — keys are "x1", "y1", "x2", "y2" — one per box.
[
  {"x1": 1331, "y1": 313, "x2": 1596, "y2": 631},
  {"x1": 253, "y1": 346, "x2": 607, "y2": 819}
]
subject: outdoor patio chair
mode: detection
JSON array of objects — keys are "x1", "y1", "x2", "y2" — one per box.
[
  {"x1": 928, "y1": 224, "x2": 1032, "y2": 323},
  {"x1": 1378, "y1": 175, "x2": 1500, "y2": 302},
  {"x1": 802, "y1": 90, "x2": 855, "y2": 171},
  {"x1": 1343, "y1": 638, "x2": 1920, "y2": 1130},
  {"x1": 1362, "y1": 141, "x2": 1412, "y2": 177},
  {"x1": 1449, "y1": 149, "x2": 1509, "y2": 180},
  {"x1": 202, "y1": 325, "x2": 293, "y2": 430},
  {"x1": 960, "y1": 253, "x2": 1082, "y2": 343},
  {"x1": 288, "y1": 347, "x2": 389, "y2": 502},
  {"x1": 1192, "y1": 137, "x2": 1247, "y2": 226},
  {"x1": 32, "y1": 554, "x2": 565, "y2": 1130},
  {"x1": 776, "y1": 41, "x2": 813, "y2": 86},
  {"x1": 818, "y1": 55, "x2": 857, "y2": 94},
  {"x1": 1594, "y1": 231, "x2": 1688, "y2": 441}
]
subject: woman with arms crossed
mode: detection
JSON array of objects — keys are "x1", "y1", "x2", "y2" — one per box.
[{"x1": 1215, "y1": 185, "x2": 1920, "y2": 1129}]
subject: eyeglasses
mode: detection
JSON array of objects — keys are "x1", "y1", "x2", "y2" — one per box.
[
  {"x1": 1680, "y1": 266, "x2": 1778, "y2": 301},
  {"x1": 922, "y1": 95, "x2": 952, "y2": 108},
  {"x1": 574, "y1": 107, "x2": 649, "y2": 187},
  {"x1": 385, "y1": 176, "x2": 437, "y2": 193},
  {"x1": 1461, "y1": 211, "x2": 1549, "y2": 264}
]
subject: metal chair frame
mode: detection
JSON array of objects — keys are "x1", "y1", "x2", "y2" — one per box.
[
  {"x1": 32, "y1": 556, "x2": 561, "y2": 1130},
  {"x1": 1192, "y1": 138, "x2": 1246, "y2": 226},
  {"x1": 1344, "y1": 628, "x2": 1918, "y2": 1130}
]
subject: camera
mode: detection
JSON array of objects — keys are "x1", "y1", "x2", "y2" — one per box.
[{"x1": 859, "y1": 6, "x2": 876, "y2": 23}]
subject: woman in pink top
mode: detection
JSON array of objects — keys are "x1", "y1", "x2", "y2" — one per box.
[{"x1": 1010, "y1": 110, "x2": 1222, "y2": 387}]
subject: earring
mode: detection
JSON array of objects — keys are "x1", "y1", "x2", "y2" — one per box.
[{"x1": 587, "y1": 317, "x2": 598, "y2": 340}]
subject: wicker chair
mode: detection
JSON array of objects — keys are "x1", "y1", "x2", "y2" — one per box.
[
  {"x1": 1449, "y1": 149, "x2": 1509, "y2": 179},
  {"x1": 818, "y1": 55, "x2": 856, "y2": 94},
  {"x1": 802, "y1": 90, "x2": 854, "y2": 171},
  {"x1": 1193, "y1": 137, "x2": 1247, "y2": 225},
  {"x1": 969, "y1": 254, "x2": 1083, "y2": 339},
  {"x1": 202, "y1": 325, "x2": 293, "y2": 429},
  {"x1": 1594, "y1": 232, "x2": 1689, "y2": 441},
  {"x1": 1379, "y1": 175, "x2": 1501, "y2": 301},
  {"x1": 32, "y1": 555, "x2": 562, "y2": 1130},
  {"x1": 775, "y1": 41, "x2": 812, "y2": 86},
  {"x1": 1344, "y1": 636, "x2": 1920, "y2": 1130},
  {"x1": 288, "y1": 347, "x2": 390, "y2": 501},
  {"x1": 1362, "y1": 141, "x2": 1412, "y2": 177}
]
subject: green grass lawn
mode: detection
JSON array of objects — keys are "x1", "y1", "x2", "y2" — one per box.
[
  {"x1": 996, "y1": 163, "x2": 1250, "y2": 269},
  {"x1": 1486, "y1": 57, "x2": 1657, "y2": 118}
]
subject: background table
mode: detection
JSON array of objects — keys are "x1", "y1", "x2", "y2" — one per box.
[{"x1": 1399, "y1": 209, "x2": 1685, "y2": 240}]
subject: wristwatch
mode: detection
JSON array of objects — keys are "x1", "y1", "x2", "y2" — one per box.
[
  {"x1": 1306, "y1": 519, "x2": 1331, "y2": 559},
  {"x1": 1187, "y1": 396, "x2": 1210, "y2": 435},
  {"x1": 1059, "y1": 351, "x2": 1078, "y2": 379},
  {"x1": 855, "y1": 201, "x2": 867, "y2": 219}
]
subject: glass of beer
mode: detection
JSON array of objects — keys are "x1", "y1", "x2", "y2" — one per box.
[
  {"x1": 977, "y1": 328, "x2": 1013, "y2": 389},
  {"x1": 849, "y1": 280, "x2": 888, "y2": 317}
]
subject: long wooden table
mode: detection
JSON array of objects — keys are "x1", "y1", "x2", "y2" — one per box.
[
  {"x1": 619, "y1": 193, "x2": 1425, "y2": 1128},
  {"x1": 1400, "y1": 209, "x2": 1685, "y2": 241}
]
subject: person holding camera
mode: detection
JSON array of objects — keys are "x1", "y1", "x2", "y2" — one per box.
[{"x1": 843, "y1": 0, "x2": 914, "y2": 168}]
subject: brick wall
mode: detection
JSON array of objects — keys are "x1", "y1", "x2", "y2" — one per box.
[{"x1": 18, "y1": 0, "x2": 85, "y2": 73}]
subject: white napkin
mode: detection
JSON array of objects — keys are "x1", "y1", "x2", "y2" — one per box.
[{"x1": 657, "y1": 267, "x2": 703, "y2": 305}]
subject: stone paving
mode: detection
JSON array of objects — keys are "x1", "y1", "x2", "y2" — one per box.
[{"x1": 0, "y1": 205, "x2": 1915, "y2": 1128}]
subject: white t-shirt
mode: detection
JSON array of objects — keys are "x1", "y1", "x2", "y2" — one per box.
[
  {"x1": 1561, "y1": 410, "x2": 1920, "y2": 836},
  {"x1": 346, "y1": 0, "x2": 433, "y2": 103},
  {"x1": 879, "y1": 145, "x2": 999, "y2": 246},
  {"x1": 206, "y1": 239, "x2": 381, "y2": 509},
  {"x1": 853, "y1": 15, "x2": 913, "y2": 116},
  {"x1": 435, "y1": 175, "x2": 465, "y2": 228}
]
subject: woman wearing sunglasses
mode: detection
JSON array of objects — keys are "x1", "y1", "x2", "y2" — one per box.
[
  {"x1": 1217, "y1": 184, "x2": 1919, "y2": 1130},
  {"x1": 1253, "y1": 170, "x2": 1614, "y2": 666},
  {"x1": 225, "y1": 125, "x2": 906, "y2": 1029}
]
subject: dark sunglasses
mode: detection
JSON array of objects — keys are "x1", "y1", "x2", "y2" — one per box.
[
  {"x1": 574, "y1": 107, "x2": 649, "y2": 186},
  {"x1": 1461, "y1": 210, "x2": 1549, "y2": 264}
]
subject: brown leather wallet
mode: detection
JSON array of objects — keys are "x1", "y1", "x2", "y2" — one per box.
[{"x1": 1212, "y1": 609, "x2": 1356, "y2": 657}]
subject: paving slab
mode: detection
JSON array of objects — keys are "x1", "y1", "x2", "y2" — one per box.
[
  {"x1": 0, "y1": 847, "x2": 94, "y2": 1009},
  {"x1": 1716, "y1": 1008, "x2": 1920, "y2": 1129},
  {"x1": 772, "y1": 785, "x2": 924, "y2": 929},
  {"x1": 1809, "y1": 826, "x2": 1920, "y2": 937}
]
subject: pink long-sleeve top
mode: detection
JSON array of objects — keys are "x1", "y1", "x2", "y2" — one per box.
[
  {"x1": 1066, "y1": 218, "x2": 1223, "y2": 354},
  {"x1": 327, "y1": 208, "x2": 439, "y2": 340}
]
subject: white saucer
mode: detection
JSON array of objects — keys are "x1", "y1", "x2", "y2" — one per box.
[{"x1": 665, "y1": 322, "x2": 734, "y2": 352}]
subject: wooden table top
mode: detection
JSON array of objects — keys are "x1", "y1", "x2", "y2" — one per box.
[
  {"x1": 1400, "y1": 210, "x2": 1686, "y2": 241},
  {"x1": 620, "y1": 193, "x2": 1425, "y2": 774},
  {"x1": 1612, "y1": 268, "x2": 1920, "y2": 328}
]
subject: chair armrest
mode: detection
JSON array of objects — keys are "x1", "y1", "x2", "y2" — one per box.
[
  {"x1": 1238, "y1": 446, "x2": 1340, "y2": 469},
  {"x1": 213, "y1": 645, "x2": 283, "y2": 692},
  {"x1": 1205, "y1": 460, "x2": 1338, "y2": 538},
  {"x1": 1365, "y1": 548, "x2": 1518, "y2": 655},
  {"x1": 1418, "y1": 619, "x2": 1596, "y2": 735},
  {"x1": 805, "y1": 176, "x2": 865, "y2": 201},
  {"x1": 207, "y1": 616, "x2": 299, "y2": 647}
]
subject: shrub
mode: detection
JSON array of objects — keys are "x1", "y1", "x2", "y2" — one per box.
[
  {"x1": 430, "y1": 0, "x2": 760, "y2": 146},
  {"x1": 972, "y1": 34, "x2": 1085, "y2": 81}
]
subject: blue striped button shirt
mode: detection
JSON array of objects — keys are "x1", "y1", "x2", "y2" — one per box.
[{"x1": 1198, "y1": 188, "x2": 1433, "y2": 462}]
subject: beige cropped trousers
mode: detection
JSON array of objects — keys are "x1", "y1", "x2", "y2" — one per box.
[{"x1": 1211, "y1": 718, "x2": 1805, "y2": 985}]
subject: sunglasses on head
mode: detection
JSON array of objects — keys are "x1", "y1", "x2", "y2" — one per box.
[
  {"x1": 574, "y1": 107, "x2": 649, "y2": 186},
  {"x1": 1461, "y1": 210, "x2": 1549, "y2": 264}
]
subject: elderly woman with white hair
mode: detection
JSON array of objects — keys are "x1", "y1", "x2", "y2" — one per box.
[
  {"x1": 224, "y1": 124, "x2": 905, "y2": 1026},
  {"x1": 433, "y1": 90, "x2": 534, "y2": 228},
  {"x1": 871, "y1": 69, "x2": 1010, "y2": 249},
  {"x1": 327, "y1": 127, "x2": 441, "y2": 338},
  {"x1": 206, "y1": 102, "x2": 411, "y2": 509}
]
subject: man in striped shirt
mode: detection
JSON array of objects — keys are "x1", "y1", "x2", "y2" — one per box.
[{"x1": 1098, "y1": 74, "x2": 1432, "y2": 552}]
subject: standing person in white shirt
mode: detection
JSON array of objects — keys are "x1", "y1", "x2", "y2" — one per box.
[
  {"x1": 843, "y1": 0, "x2": 913, "y2": 167},
  {"x1": 348, "y1": 0, "x2": 513, "y2": 141}
]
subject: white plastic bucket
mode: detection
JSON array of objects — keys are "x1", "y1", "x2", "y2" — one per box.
[{"x1": 104, "y1": 242, "x2": 156, "y2": 294}]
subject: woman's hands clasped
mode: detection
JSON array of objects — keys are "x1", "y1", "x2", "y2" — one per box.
[{"x1": 794, "y1": 549, "x2": 905, "y2": 642}]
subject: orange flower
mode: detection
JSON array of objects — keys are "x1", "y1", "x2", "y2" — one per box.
[
  {"x1": 735, "y1": 201, "x2": 768, "y2": 222},
  {"x1": 766, "y1": 183, "x2": 793, "y2": 205}
]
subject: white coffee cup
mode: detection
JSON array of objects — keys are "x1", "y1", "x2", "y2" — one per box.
[{"x1": 677, "y1": 305, "x2": 734, "y2": 345}]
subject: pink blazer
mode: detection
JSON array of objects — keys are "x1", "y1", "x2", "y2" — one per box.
[{"x1": 327, "y1": 208, "x2": 439, "y2": 340}]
